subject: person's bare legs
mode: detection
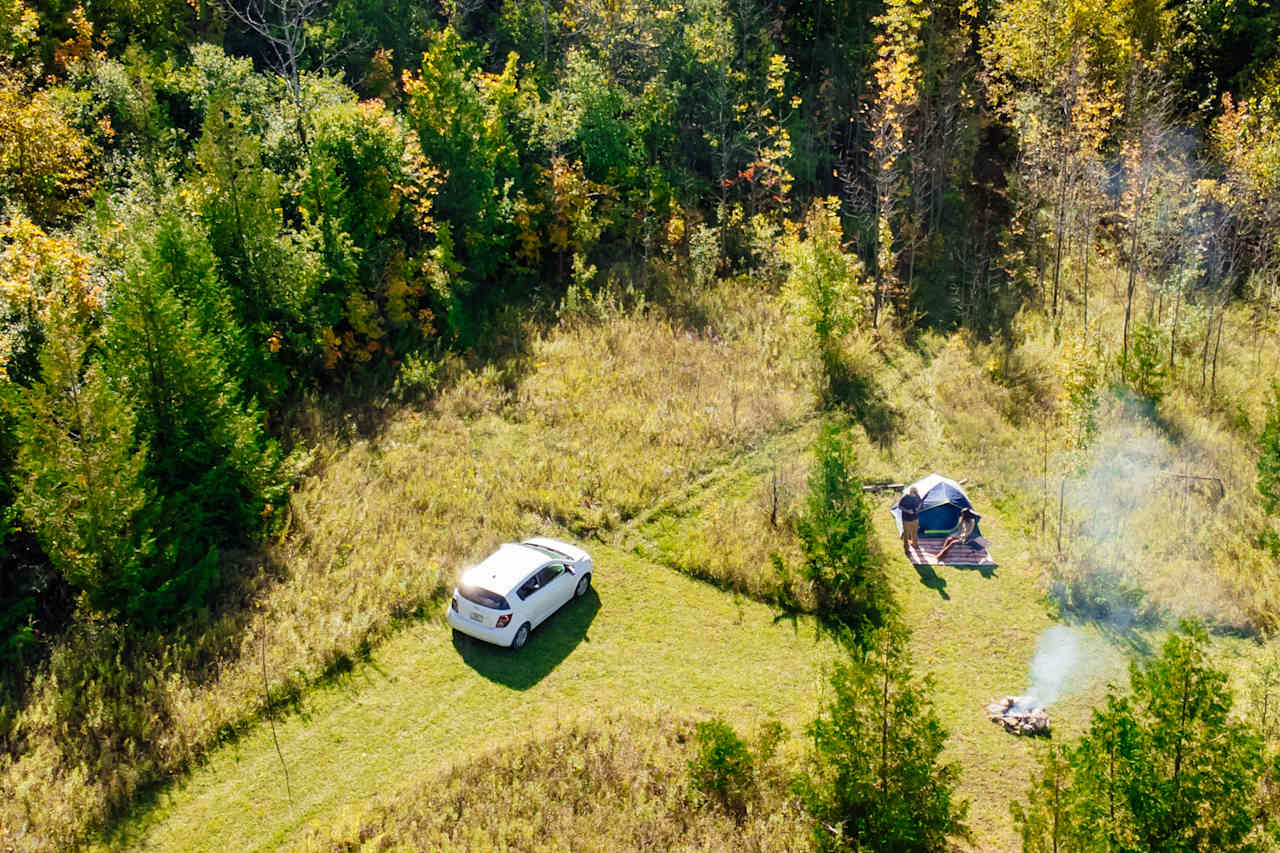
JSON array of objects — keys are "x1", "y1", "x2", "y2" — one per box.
[{"x1": 936, "y1": 536, "x2": 957, "y2": 561}]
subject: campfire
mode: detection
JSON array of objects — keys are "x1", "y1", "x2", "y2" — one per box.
[{"x1": 986, "y1": 696, "x2": 1050, "y2": 736}]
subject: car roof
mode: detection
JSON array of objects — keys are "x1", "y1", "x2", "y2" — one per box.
[{"x1": 459, "y1": 543, "x2": 551, "y2": 594}]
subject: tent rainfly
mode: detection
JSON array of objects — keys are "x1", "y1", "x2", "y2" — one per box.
[{"x1": 890, "y1": 473, "x2": 984, "y2": 539}]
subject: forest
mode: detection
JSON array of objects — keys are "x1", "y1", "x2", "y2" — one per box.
[{"x1": 4, "y1": 0, "x2": 1280, "y2": 846}]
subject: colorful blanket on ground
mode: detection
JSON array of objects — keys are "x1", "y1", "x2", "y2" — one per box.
[{"x1": 907, "y1": 535, "x2": 996, "y2": 567}]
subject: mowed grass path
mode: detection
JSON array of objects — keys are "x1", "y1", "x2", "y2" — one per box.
[{"x1": 106, "y1": 545, "x2": 834, "y2": 852}]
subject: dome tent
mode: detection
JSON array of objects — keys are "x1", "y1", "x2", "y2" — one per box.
[{"x1": 891, "y1": 473, "x2": 983, "y2": 538}]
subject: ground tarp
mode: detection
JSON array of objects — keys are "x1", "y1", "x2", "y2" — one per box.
[{"x1": 890, "y1": 473, "x2": 995, "y2": 567}]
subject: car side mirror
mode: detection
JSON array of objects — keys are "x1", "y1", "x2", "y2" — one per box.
[{"x1": 565, "y1": 565, "x2": 575, "y2": 575}]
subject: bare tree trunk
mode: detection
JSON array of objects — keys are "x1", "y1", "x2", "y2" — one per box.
[
  {"x1": 222, "y1": 0, "x2": 325, "y2": 147},
  {"x1": 1041, "y1": 418, "x2": 1049, "y2": 540},
  {"x1": 1211, "y1": 308, "x2": 1224, "y2": 397},
  {"x1": 1037, "y1": 235, "x2": 1046, "y2": 306},
  {"x1": 1052, "y1": 172, "x2": 1067, "y2": 318},
  {"x1": 1122, "y1": 227, "x2": 1139, "y2": 371},
  {"x1": 1201, "y1": 300, "x2": 1214, "y2": 393},
  {"x1": 1082, "y1": 231, "x2": 1089, "y2": 330}
]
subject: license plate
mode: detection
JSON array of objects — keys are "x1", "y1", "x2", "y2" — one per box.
[{"x1": 469, "y1": 611, "x2": 484, "y2": 623}]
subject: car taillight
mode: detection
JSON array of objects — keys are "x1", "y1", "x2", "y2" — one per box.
[
  {"x1": 451, "y1": 597, "x2": 458, "y2": 612},
  {"x1": 496, "y1": 614, "x2": 511, "y2": 628}
]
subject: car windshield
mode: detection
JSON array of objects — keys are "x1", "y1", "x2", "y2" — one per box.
[
  {"x1": 458, "y1": 583, "x2": 509, "y2": 610},
  {"x1": 522, "y1": 542, "x2": 572, "y2": 560}
]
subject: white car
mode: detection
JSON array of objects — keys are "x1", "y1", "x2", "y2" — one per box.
[{"x1": 447, "y1": 537, "x2": 594, "y2": 649}]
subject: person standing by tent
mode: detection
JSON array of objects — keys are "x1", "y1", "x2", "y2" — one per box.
[
  {"x1": 898, "y1": 486, "x2": 923, "y2": 554},
  {"x1": 936, "y1": 507, "x2": 977, "y2": 562}
]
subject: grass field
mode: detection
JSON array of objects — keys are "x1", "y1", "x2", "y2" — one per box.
[
  {"x1": 90, "y1": 278, "x2": 1280, "y2": 851},
  {"x1": 103, "y1": 420, "x2": 1142, "y2": 852},
  {"x1": 100, "y1": 544, "x2": 834, "y2": 852},
  {"x1": 624, "y1": 415, "x2": 1139, "y2": 847}
]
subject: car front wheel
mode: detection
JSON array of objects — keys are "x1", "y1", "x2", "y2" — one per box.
[
  {"x1": 575, "y1": 573, "x2": 591, "y2": 599},
  {"x1": 511, "y1": 622, "x2": 531, "y2": 650}
]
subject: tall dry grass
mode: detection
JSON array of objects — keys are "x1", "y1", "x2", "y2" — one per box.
[
  {"x1": 287, "y1": 710, "x2": 811, "y2": 852},
  {"x1": 0, "y1": 280, "x2": 811, "y2": 849},
  {"x1": 877, "y1": 265, "x2": 1280, "y2": 634},
  {"x1": 625, "y1": 425, "x2": 814, "y2": 605}
]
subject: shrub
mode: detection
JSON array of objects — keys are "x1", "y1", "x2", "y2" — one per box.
[
  {"x1": 688, "y1": 718, "x2": 756, "y2": 820},
  {"x1": 1119, "y1": 320, "x2": 1166, "y2": 405}
]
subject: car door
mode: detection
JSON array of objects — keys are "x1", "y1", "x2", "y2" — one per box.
[
  {"x1": 515, "y1": 571, "x2": 546, "y2": 626},
  {"x1": 533, "y1": 563, "x2": 574, "y2": 625}
]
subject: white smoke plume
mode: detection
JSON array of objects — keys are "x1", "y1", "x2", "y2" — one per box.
[{"x1": 1014, "y1": 626, "x2": 1083, "y2": 712}]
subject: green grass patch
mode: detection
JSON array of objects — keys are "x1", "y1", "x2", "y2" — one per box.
[
  {"x1": 623, "y1": 422, "x2": 816, "y2": 605},
  {"x1": 97, "y1": 545, "x2": 833, "y2": 852}
]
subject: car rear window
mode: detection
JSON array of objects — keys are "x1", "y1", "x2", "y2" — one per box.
[{"x1": 458, "y1": 583, "x2": 509, "y2": 610}]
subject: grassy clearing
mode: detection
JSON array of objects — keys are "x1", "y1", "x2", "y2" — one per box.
[
  {"x1": 287, "y1": 711, "x2": 809, "y2": 852},
  {"x1": 611, "y1": 302, "x2": 1280, "y2": 846},
  {"x1": 98, "y1": 545, "x2": 833, "y2": 852},
  {"x1": 619, "y1": 366, "x2": 1131, "y2": 848},
  {"x1": 623, "y1": 421, "x2": 816, "y2": 604},
  {"x1": 0, "y1": 282, "x2": 811, "y2": 848},
  {"x1": 23, "y1": 261, "x2": 1280, "y2": 851}
]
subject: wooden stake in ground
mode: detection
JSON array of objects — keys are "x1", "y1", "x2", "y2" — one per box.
[{"x1": 262, "y1": 620, "x2": 294, "y2": 806}]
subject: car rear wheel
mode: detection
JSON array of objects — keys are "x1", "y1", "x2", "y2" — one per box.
[
  {"x1": 575, "y1": 573, "x2": 591, "y2": 598},
  {"x1": 511, "y1": 622, "x2": 531, "y2": 650}
]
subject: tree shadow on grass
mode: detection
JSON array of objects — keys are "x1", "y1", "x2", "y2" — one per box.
[
  {"x1": 823, "y1": 354, "x2": 901, "y2": 450},
  {"x1": 953, "y1": 562, "x2": 998, "y2": 580},
  {"x1": 911, "y1": 560, "x2": 998, "y2": 599},
  {"x1": 452, "y1": 588, "x2": 600, "y2": 690}
]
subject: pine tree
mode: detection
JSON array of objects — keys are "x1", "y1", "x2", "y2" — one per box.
[
  {"x1": 798, "y1": 624, "x2": 970, "y2": 852},
  {"x1": 14, "y1": 293, "x2": 149, "y2": 614},
  {"x1": 103, "y1": 215, "x2": 284, "y2": 621},
  {"x1": 195, "y1": 100, "x2": 322, "y2": 398},
  {"x1": 781, "y1": 420, "x2": 889, "y2": 636},
  {"x1": 1011, "y1": 622, "x2": 1265, "y2": 853},
  {"x1": 1259, "y1": 384, "x2": 1280, "y2": 516}
]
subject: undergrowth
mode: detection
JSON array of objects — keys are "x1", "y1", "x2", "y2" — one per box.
[{"x1": 287, "y1": 711, "x2": 809, "y2": 852}]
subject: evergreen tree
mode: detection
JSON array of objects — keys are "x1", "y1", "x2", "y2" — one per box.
[
  {"x1": 1012, "y1": 622, "x2": 1266, "y2": 853},
  {"x1": 103, "y1": 215, "x2": 285, "y2": 621},
  {"x1": 195, "y1": 101, "x2": 321, "y2": 399},
  {"x1": 14, "y1": 293, "x2": 149, "y2": 615},
  {"x1": 798, "y1": 624, "x2": 970, "y2": 852},
  {"x1": 1259, "y1": 384, "x2": 1280, "y2": 516},
  {"x1": 779, "y1": 419, "x2": 889, "y2": 635}
]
